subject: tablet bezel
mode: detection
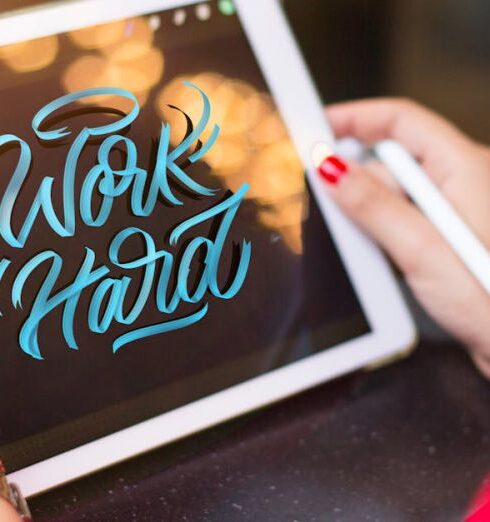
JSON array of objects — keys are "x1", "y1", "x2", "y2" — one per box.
[{"x1": 2, "y1": 0, "x2": 416, "y2": 496}]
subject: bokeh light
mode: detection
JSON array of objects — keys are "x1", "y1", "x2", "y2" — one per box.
[
  {"x1": 0, "y1": 35, "x2": 58, "y2": 72},
  {"x1": 68, "y1": 20, "x2": 126, "y2": 50},
  {"x1": 62, "y1": 17, "x2": 164, "y2": 111},
  {"x1": 0, "y1": 14, "x2": 307, "y2": 255},
  {"x1": 100, "y1": 18, "x2": 153, "y2": 62},
  {"x1": 156, "y1": 73, "x2": 306, "y2": 254}
]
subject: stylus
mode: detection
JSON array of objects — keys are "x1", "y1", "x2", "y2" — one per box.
[{"x1": 374, "y1": 139, "x2": 490, "y2": 294}]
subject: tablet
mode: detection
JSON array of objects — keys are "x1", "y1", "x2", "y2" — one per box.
[{"x1": 0, "y1": 0, "x2": 416, "y2": 496}]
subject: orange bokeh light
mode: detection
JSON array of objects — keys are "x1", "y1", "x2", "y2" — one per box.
[
  {"x1": 156, "y1": 74, "x2": 306, "y2": 254},
  {"x1": 0, "y1": 35, "x2": 58, "y2": 73}
]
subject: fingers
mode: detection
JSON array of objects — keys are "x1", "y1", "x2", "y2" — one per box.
[
  {"x1": 327, "y1": 98, "x2": 469, "y2": 155},
  {"x1": 318, "y1": 155, "x2": 490, "y2": 376},
  {"x1": 320, "y1": 158, "x2": 442, "y2": 277},
  {"x1": 0, "y1": 499, "x2": 21, "y2": 522},
  {"x1": 361, "y1": 159, "x2": 404, "y2": 195},
  {"x1": 472, "y1": 352, "x2": 490, "y2": 380},
  {"x1": 326, "y1": 98, "x2": 473, "y2": 187}
]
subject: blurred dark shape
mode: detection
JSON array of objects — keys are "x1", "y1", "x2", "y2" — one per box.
[
  {"x1": 1, "y1": 0, "x2": 41, "y2": 10},
  {"x1": 283, "y1": 0, "x2": 490, "y2": 141},
  {"x1": 283, "y1": 0, "x2": 394, "y2": 101},
  {"x1": 429, "y1": 0, "x2": 490, "y2": 62}
]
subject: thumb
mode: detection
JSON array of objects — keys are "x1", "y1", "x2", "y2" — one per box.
[
  {"x1": 0, "y1": 498, "x2": 22, "y2": 521},
  {"x1": 317, "y1": 155, "x2": 441, "y2": 277}
]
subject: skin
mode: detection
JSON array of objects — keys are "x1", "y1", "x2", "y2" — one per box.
[
  {"x1": 324, "y1": 98, "x2": 490, "y2": 379},
  {"x1": 0, "y1": 498, "x2": 20, "y2": 521}
]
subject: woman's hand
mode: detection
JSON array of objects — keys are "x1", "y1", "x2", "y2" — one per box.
[
  {"x1": 323, "y1": 98, "x2": 490, "y2": 378},
  {"x1": 0, "y1": 498, "x2": 21, "y2": 521}
]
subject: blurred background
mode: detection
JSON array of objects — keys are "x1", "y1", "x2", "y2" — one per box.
[{"x1": 283, "y1": 0, "x2": 490, "y2": 143}]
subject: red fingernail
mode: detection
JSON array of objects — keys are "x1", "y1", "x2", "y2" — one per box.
[
  {"x1": 317, "y1": 155, "x2": 349, "y2": 184},
  {"x1": 465, "y1": 475, "x2": 490, "y2": 522}
]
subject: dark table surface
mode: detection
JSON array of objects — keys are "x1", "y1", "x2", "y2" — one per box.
[{"x1": 29, "y1": 293, "x2": 490, "y2": 522}]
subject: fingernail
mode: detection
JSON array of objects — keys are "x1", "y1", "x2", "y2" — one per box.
[
  {"x1": 465, "y1": 474, "x2": 490, "y2": 522},
  {"x1": 317, "y1": 155, "x2": 349, "y2": 185}
]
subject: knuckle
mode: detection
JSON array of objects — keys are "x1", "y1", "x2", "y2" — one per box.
[
  {"x1": 390, "y1": 97, "x2": 430, "y2": 117},
  {"x1": 480, "y1": 144, "x2": 490, "y2": 164},
  {"x1": 403, "y1": 228, "x2": 439, "y2": 274},
  {"x1": 342, "y1": 174, "x2": 385, "y2": 218},
  {"x1": 389, "y1": 97, "x2": 416, "y2": 110}
]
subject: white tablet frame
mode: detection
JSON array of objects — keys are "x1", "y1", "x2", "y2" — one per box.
[{"x1": 1, "y1": 0, "x2": 416, "y2": 497}]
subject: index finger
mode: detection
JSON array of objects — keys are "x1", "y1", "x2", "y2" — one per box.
[
  {"x1": 0, "y1": 499, "x2": 21, "y2": 522},
  {"x1": 326, "y1": 98, "x2": 471, "y2": 166}
]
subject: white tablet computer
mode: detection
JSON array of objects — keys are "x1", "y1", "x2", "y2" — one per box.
[{"x1": 0, "y1": 0, "x2": 416, "y2": 496}]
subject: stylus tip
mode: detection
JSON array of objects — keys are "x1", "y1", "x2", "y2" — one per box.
[{"x1": 312, "y1": 143, "x2": 334, "y2": 168}]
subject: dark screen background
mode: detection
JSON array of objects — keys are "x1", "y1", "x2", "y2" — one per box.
[{"x1": 0, "y1": 1, "x2": 369, "y2": 471}]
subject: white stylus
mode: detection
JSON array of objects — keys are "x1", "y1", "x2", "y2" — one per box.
[
  {"x1": 373, "y1": 139, "x2": 490, "y2": 294},
  {"x1": 313, "y1": 139, "x2": 490, "y2": 294}
]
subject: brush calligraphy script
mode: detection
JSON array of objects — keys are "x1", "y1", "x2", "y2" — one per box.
[{"x1": 0, "y1": 82, "x2": 251, "y2": 360}]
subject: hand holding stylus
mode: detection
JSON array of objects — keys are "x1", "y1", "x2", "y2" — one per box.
[
  {"x1": 0, "y1": 461, "x2": 31, "y2": 521},
  {"x1": 318, "y1": 98, "x2": 490, "y2": 378},
  {"x1": 0, "y1": 499, "x2": 21, "y2": 522}
]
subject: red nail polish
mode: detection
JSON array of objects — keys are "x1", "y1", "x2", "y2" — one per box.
[
  {"x1": 317, "y1": 155, "x2": 348, "y2": 184},
  {"x1": 465, "y1": 475, "x2": 490, "y2": 522}
]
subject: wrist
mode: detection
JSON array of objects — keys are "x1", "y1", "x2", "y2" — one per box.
[{"x1": 470, "y1": 350, "x2": 490, "y2": 380}]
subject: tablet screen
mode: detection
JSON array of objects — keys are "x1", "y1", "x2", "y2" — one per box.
[{"x1": 0, "y1": 0, "x2": 370, "y2": 472}]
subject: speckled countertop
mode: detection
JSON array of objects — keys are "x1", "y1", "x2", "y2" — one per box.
[{"x1": 30, "y1": 308, "x2": 490, "y2": 521}]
